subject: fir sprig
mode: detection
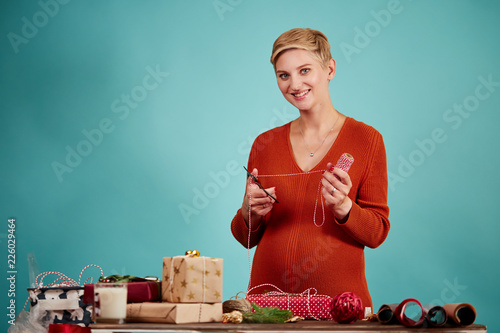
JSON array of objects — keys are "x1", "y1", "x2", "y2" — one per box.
[{"x1": 242, "y1": 303, "x2": 293, "y2": 323}]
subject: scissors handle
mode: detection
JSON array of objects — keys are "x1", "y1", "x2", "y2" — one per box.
[{"x1": 243, "y1": 166, "x2": 279, "y2": 203}]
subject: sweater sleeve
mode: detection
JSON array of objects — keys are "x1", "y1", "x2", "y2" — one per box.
[
  {"x1": 337, "y1": 132, "x2": 390, "y2": 248},
  {"x1": 231, "y1": 208, "x2": 266, "y2": 249},
  {"x1": 230, "y1": 135, "x2": 268, "y2": 249}
]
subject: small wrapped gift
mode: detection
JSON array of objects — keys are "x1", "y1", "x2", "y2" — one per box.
[
  {"x1": 246, "y1": 287, "x2": 334, "y2": 320},
  {"x1": 162, "y1": 252, "x2": 223, "y2": 303},
  {"x1": 83, "y1": 279, "x2": 160, "y2": 304},
  {"x1": 126, "y1": 302, "x2": 223, "y2": 324},
  {"x1": 26, "y1": 265, "x2": 102, "y2": 327},
  {"x1": 28, "y1": 287, "x2": 92, "y2": 327}
]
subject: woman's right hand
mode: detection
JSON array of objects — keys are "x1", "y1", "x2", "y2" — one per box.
[{"x1": 242, "y1": 168, "x2": 277, "y2": 227}]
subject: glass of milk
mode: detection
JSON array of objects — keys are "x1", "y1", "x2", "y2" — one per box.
[{"x1": 94, "y1": 282, "x2": 128, "y2": 324}]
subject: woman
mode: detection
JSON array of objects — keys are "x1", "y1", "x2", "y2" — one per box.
[{"x1": 231, "y1": 28, "x2": 390, "y2": 312}]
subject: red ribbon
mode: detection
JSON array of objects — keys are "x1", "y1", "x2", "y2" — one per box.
[
  {"x1": 394, "y1": 298, "x2": 425, "y2": 327},
  {"x1": 48, "y1": 324, "x2": 91, "y2": 333}
]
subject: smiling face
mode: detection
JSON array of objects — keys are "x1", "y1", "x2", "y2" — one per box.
[{"x1": 275, "y1": 48, "x2": 336, "y2": 112}]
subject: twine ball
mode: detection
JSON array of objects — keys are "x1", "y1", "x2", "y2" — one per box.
[
  {"x1": 330, "y1": 292, "x2": 363, "y2": 324},
  {"x1": 223, "y1": 298, "x2": 252, "y2": 314}
]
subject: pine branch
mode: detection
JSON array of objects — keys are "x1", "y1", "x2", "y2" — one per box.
[{"x1": 242, "y1": 303, "x2": 293, "y2": 323}]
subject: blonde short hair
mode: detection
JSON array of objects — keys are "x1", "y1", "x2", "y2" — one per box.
[{"x1": 270, "y1": 28, "x2": 332, "y2": 70}]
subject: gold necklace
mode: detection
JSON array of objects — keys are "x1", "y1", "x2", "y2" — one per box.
[{"x1": 298, "y1": 115, "x2": 339, "y2": 157}]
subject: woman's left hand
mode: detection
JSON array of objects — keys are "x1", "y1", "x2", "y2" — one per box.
[{"x1": 321, "y1": 162, "x2": 353, "y2": 222}]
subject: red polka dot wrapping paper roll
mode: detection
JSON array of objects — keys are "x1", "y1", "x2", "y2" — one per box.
[
  {"x1": 246, "y1": 294, "x2": 334, "y2": 319},
  {"x1": 335, "y1": 153, "x2": 354, "y2": 173}
]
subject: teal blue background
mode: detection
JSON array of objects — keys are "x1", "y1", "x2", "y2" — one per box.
[{"x1": 2, "y1": 0, "x2": 499, "y2": 331}]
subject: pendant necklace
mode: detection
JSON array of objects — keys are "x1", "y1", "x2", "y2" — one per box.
[{"x1": 298, "y1": 114, "x2": 339, "y2": 157}]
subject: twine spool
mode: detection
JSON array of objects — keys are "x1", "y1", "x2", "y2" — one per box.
[
  {"x1": 223, "y1": 295, "x2": 252, "y2": 314},
  {"x1": 335, "y1": 153, "x2": 354, "y2": 173},
  {"x1": 330, "y1": 292, "x2": 363, "y2": 324}
]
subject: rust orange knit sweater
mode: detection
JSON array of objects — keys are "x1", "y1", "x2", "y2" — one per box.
[{"x1": 231, "y1": 117, "x2": 390, "y2": 309}]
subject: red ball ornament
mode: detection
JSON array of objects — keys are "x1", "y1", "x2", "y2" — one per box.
[{"x1": 330, "y1": 292, "x2": 363, "y2": 324}]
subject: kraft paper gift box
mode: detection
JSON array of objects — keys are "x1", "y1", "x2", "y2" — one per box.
[
  {"x1": 28, "y1": 287, "x2": 92, "y2": 327},
  {"x1": 126, "y1": 302, "x2": 223, "y2": 324},
  {"x1": 162, "y1": 256, "x2": 223, "y2": 303}
]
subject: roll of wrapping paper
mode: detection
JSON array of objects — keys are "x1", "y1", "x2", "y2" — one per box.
[
  {"x1": 377, "y1": 299, "x2": 425, "y2": 327},
  {"x1": 377, "y1": 303, "x2": 397, "y2": 324},
  {"x1": 395, "y1": 299, "x2": 425, "y2": 327},
  {"x1": 424, "y1": 304, "x2": 448, "y2": 327},
  {"x1": 443, "y1": 303, "x2": 477, "y2": 326},
  {"x1": 335, "y1": 153, "x2": 354, "y2": 173}
]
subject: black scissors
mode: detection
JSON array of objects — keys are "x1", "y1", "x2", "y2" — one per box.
[{"x1": 243, "y1": 166, "x2": 279, "y2": 203}]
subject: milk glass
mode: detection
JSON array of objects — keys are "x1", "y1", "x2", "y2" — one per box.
[{"x1": 94, "y1": 282, "x2": 127, "y2": 324}]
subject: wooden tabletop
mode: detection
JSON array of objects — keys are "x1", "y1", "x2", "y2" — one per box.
[{"x1": 91, "y1": 320, "x2": 487, "y2": 332}]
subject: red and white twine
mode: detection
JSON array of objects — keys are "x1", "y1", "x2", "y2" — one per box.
[
  {"x1": 24, "y1": 264, "x2": 103, "y2": 310},
  {"x1": 35, "y1": 264, "x2": 103, "y2": 289}
]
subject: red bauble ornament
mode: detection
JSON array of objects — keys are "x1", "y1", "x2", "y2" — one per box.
[{"x1": 330, "y1": 292, "x2": 363, "y2": 324}]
